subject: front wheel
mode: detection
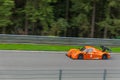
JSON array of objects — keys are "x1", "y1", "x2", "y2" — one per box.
[
  {"x1": 102, "y1": 54, "x2": 108, "y2": 60},
  {"x1": 78, "y1": 54, "x2": 84, "y2": 60}
]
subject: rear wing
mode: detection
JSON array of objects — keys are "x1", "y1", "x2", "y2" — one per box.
[{"x1": 100, "y1": 46, "x2": 112, "y2": 53}]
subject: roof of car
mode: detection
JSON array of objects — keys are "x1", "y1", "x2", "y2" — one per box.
[
  {"x1": 84, "y1": 46, "x2": 95, "y2": 48},
  {"x1": 84, "y1": 46, "x2": 100, "y2": 52}
]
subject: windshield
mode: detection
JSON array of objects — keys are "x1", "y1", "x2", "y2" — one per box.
[
  {"x1": 80, "y1": 47, "x2": 85, "y2": 51},
  {"x1": 82, "y1": 48, "x2": 93, "y2": 53}
]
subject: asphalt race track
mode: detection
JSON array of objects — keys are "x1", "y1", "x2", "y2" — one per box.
[
  {"x1": 0, "y1": 50, "x2": 120, "y2": 80},
  {"x1": 0, "y1": 50, "x2": 120, "y2": 70}
]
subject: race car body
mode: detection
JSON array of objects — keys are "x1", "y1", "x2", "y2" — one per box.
[{"x1": 66, "y1": 46, "x2": 111, "y2": 60}]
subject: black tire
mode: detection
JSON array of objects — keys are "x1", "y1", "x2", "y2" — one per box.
[
  {"x1": 78, "y1": 54, "x2": 83, "y2": 60},
  {"x1": 102, "y1": 54, "x2": 108, "y2": 60}
]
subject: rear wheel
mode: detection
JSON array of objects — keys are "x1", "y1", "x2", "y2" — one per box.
[
  {"x1": 78, "y1": 54, "x2": 83, "y2": 60},
  {"x1": 102, "y1": 54, "x2": 108, "y2": 60}
]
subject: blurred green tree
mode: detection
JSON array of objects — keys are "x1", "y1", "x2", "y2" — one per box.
[{"x1": 0, "y1": 0, "x2": 14, "y2": 33}]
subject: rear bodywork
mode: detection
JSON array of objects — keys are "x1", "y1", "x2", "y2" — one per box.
[{"x1": 66, "y1": 46, "x2": 111, "y2": 60}]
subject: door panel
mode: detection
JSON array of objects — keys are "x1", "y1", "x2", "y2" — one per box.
[{"x1": 84, "y1": 53, "x2": 93, "y2": 59}]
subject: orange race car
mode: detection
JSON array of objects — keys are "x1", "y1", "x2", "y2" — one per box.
[{"x1": 66, "y1": 45, "x2": 111, "y2": 60}]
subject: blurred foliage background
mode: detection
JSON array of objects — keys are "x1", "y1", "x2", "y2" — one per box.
[{"x1": 0, "y1": 0, "x2": 120, "y2": 38}]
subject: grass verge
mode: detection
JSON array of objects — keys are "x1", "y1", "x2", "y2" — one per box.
[{"x1": 0, "y1": 43, "x2": 120, "y2": 52}]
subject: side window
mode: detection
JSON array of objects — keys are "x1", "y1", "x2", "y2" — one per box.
[
  {"x1": 83, "y1": 49, "x2": 87, "y2": 52},
  {"x1": 86, "y1": 48, "x2": 93, "y2": 53}
]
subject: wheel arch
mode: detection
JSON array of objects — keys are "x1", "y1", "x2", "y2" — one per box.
[
  {"x1": 78, "y1": 53, "x2": 84, "y2": 59},
  {"x1": 102, "y1": 54, "x2": 108, "y2": 59}
]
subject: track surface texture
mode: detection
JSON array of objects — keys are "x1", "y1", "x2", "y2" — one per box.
[
  {"x1": 0, "y1": 50, "x2": 120, "y2": 80},
  {"x1": 0, "y1": 50, "x2": 119, "y2": 70}
]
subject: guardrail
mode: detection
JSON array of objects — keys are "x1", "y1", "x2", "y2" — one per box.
[
  {"x1": 0, "y1": 34, "x2": 120, "y2": 46},
  {"x1": 0, "y1": 69, "x2": 120, "y2": 80}
]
